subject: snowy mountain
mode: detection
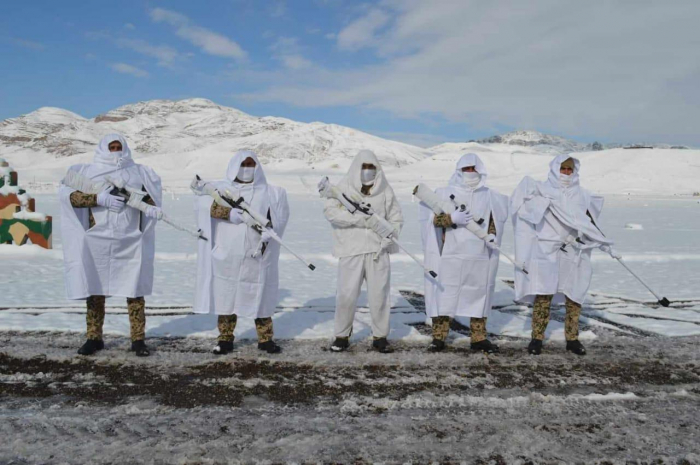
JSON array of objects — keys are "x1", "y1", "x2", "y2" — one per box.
[
  {"x1": 474, "y1": 130, "x2": 591, "y2": 152},
  {"x1": 463, "y1": 130, "x2": 690, "y2": 153},
  {"x1": 0, "y1": 98, "x2": 428, "y2": 167},
  {"x1": 429, "y1": 130, "x2": 602, "y2": 157},
  {"x1": 2, "y1": 100, "x2": 698, "y2": 195},
  {"x1": 0, "y1": 107, "x2": 91, "y2": 157}
]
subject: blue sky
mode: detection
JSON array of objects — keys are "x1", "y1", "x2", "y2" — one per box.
[{"x1": 2, "y1": 1, "x2": 699, "y2": 147}]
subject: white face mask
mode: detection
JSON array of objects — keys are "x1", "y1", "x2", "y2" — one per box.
[
  {"x1": 361, "y1": 168, "x2": 376, "y2": 186},
  {"x1": 559, "y1": 173, "x2": 572, "y2": 186},
  {"x1": 462, "y1": 170, "x2": 480, "y2": 187},
  {"x1": 237, "y1": 166, "x2": 255, "y2": 183},
  {"x1": 111, "y1": 150, "x2": 129, "y2": 167}
]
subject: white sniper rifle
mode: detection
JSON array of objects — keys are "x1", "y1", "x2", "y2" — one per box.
[
  {"x1": 546, "y1": 206, "x2": 671, "y2": 308},
  {"x1": 190, "y1": 175, "x2": 316, "y2": 271},
  {"x1": 588, "y1": 218, "x2": 671, "y2": 308},
  {"x1": 318, "y1": 177, "x2": 438, "y2": 278},
  {"x1": 63, "y1": 170, "x2": 207, "y2": 241},
  {"x1": 412, "y1": 183, "x2": 528, "y2": 274}
]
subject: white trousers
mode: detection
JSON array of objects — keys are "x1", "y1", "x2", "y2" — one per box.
[{"x1": 335, "y1": 252, "x2": 391, "y2": 339}]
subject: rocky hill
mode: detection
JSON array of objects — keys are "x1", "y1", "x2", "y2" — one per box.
[
  {"x1": 470, "y1": 130, "x2": 689, "y2": 152},
  {"x1": 0, "y1": 98, "x2": 428, "y2": 167}
]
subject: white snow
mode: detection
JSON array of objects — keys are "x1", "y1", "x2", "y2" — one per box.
[
  {"x1": 0, "y1": 98, "x2": 428, "y2": 179},
  {"x1": 340, "y1": 391, "x2": 641, "y2": 413},
  {"x1": 0, "y1": 184, "x2": 21, "y2": 195},
  {"x1": 12, "y1": 210, "x2": 47, "y2": 221},
  {"x1": 468, "y1": 129, "x2": 593, "y2": 153},
  {"x1": 407, "y1": 144, "x2": 700, "y2": 196},
  {"x1": 16, "y1": 192, "x2": 32, "y2": 203},
  {"x1": 0, "y1": 243, "x2": 62, "y2": 259},
  {"x1": 2, "y1": 98, "x2": 700, "y2": 198},
  {"x1": 625, "y1": 223, "x2": 644, "y2": 230},
  {"x1": 584, "y1": 309, "x2": 700, "y2": 337},
  {"x1": 1, "y1": 192, "x2": 698, "y2": 342},
  {"x1": 603, "y1": 305, "x2": 700, "y2": 323}
]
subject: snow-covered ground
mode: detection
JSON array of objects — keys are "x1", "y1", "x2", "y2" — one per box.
[
  {"x1": 1, "y1": 192, "x2": 699, "y2": 342},
  {"x1": 417, "y1": 143, "x2": 700, "y2": 196},
  {"x1": 2, "y1": 189, "x2": 700, "y2": 464},
  {"x1": 1, "y1": 332, "x2": 699, "y2": 463}
]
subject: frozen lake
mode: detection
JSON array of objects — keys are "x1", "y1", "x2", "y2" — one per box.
[{"x1": 2, "y1": 192, "x2": 699, "y2": 308}]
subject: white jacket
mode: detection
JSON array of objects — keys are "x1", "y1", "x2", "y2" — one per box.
[
  {"x1": 420, "y1": 153, "x2": 509, "y2": 318},
  {"x1": 59, "y1": 134, "x2": 162, "y2": 299},
  {"x1": 510, "y1": 154, "x2": 612, "y2": 305},
  {"x1": 194, "y1": 151, "x2": 289, "y2": 317},
  {"x1": 323, "y1": 150, "x2": 403, "y2": 258}
]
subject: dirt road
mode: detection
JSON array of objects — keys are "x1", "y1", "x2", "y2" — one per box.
[{"x1": 1, "y1": 329, "x2": 699, "y2": 464}]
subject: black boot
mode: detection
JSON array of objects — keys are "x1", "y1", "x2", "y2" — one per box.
[
  {"x1": 77, "y1": 339, "x2": 104, "y2": 356},
  {"x1": 131, "y1": 340, "x2": 151, "y2": 357},
  {"x1": 372, "y1": 337, "x2": 394, "y2": 354},
  {"x1": 471, "y1": 339, "x2": 500, "y2": 354},
  {"x1": 528, "y1": 339, "x2": 543, "y2": 355},
  {"x1": 213, "y1": 340, "x2": 234, "y2": 355},
  {"x1": 428, "y1": 339, "x2": 446, "y2": 352},
  {"x1": 258, "y1": 340, "x2": 282, "y2": 354},
  {"x1": 330, "y1": 337, "x2": 349, "y2": 352},
  {"x1": 566, "y1": 340, "x2": 587, "y2": 356}
]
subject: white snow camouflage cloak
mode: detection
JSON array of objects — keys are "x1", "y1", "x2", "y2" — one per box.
[
  {"x1": 194, "y1": 151, "x2": 289, "y2": 317},
  {"x1": 323, "y1": 150, "x2": 403, "y2": 258},
  {"x1": 59, "y1": 134, "x2": 162, "y2": 299},
  {"x1": 419, "y1": 153, "x2": 509, "y2": 318},
  {"x1": 510, "y1": 154, "x2": 612, "y2": 305}
]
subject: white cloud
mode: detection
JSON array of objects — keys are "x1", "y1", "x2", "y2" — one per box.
[
  {"x1": 115, "y1": 38, "x2": 181, "y2": 67},
  {"x1": 239, "y1": 1, "x2": 700, "y2": 145},
  {"x1": 109, "y1": 63, "x2": 149, "y2": 78},
  {"x1": 124, "y1": 23, "x2": 136, "y2": 30},
  {"x1": 336, "y1": 8, "x2": 390, "y2": 51},
  {"x1": 10, "y1": 38, "x2": 45, "y2": 51},
  {"x1": 268, "y1": 1, "x2": 286, "y2": 18},
  {"x1": 86, "y1": 31, "x2": 183, "y2": 68},
  {"x1": 270, "y1": 37, "x2": 312, "y2": 70},
  {"x1": 150, "y1": 8, "x2": 247, "y2": 60},
  {"x1": 279, "y1": 55, "x2": 313, "y2": 70}
]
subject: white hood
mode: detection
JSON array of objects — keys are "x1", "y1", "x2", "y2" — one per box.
[
  {"x1": 224, "y1": 150, "x2": 268, "y2": 187},
  {"x1": 344, "y1": 149, "x2": 388, "y2": 196},
  {"x1": 448, "y1": 153, "x2": 488, "y2": 190},
  {"x1": 93, "y1": 133, "x2": 134, "y2": 169},
  {"x1": 546, "y1": 153, "x2": 580, "y2": 190},
  {"x1": 323, "y1": 149, "x2": 403, "y2": 258}
]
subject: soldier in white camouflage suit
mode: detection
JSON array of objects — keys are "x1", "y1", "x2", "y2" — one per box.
[{"x1": 59, "y1": 134, "x2": 162, "y2": 356}]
